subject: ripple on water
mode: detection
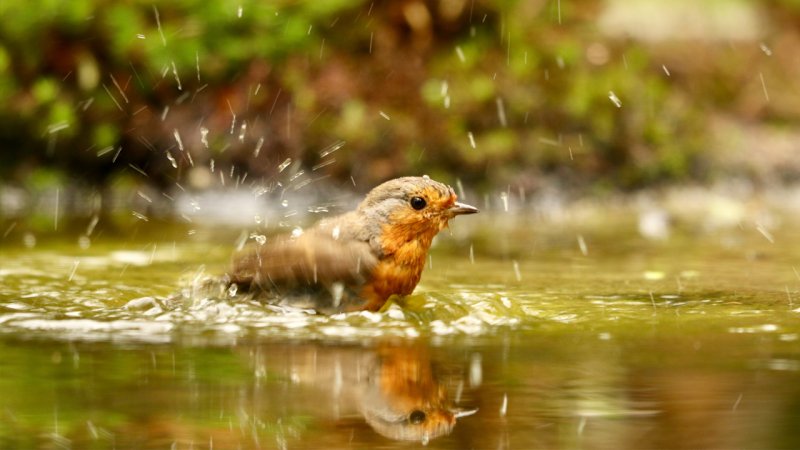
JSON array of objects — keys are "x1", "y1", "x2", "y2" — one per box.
[
  {"x1": 0, "y1": 283, "x2": 539, "y2": 342},
  {"x1": 5, "y1": 252, "x2": 793, "y2": 344},
  {"x1": 3, "y1": 318, "x2": 174, "y2": 343}
]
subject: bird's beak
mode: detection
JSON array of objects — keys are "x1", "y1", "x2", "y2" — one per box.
[{"x1": 447, "y1": 202, "x2": 479, "y2": 217}]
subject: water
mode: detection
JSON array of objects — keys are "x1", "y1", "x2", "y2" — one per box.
[{"x1": 1, "y1": 211, "x2": 800, "y2": 449}]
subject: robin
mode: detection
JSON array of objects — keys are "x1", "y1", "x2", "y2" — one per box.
[{"x1": 228, "y1": 176, "x2": 478, "y2": 313}]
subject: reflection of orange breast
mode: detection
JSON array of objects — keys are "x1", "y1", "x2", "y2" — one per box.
[
  {"x1": 362, "y1": 345, "x2": 456, "y2": 442},
  {"x1": 378, "y1": 346, "x2": 440, "y2": 402}
]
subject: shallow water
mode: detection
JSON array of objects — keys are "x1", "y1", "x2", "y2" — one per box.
[{"x1": 1, "y1": 213, "x2": 800, "y2": 449}]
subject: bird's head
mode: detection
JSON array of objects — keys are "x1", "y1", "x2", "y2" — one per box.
[{"x1": 358, "y1": 176, "x2": 478, "y2": 250}]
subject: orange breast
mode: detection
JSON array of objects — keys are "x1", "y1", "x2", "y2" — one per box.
[
  {"x1": 358, "y1": 209, "x2": 443, "y2": 310},
  {"x1": 359, "y1": 238, "x2": 432, "y2": 310}
]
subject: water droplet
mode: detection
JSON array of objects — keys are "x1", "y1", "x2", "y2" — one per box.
[
  {"x1": 238, "y1": 121, "x2": 247, "y2": 142},
  {"x1": 496, "y1": 97, "x2": 507, "y2": 127},
  {"x1": 278, "y1": 158, "x2": 292, "y2": 172},
  {"x1": 137, "y1": 191, "x2": 153, "y2": 203},
  {"x1": 227, "y1": 284, "x2": 238, "y2": 297},
  {"x1": 68, "y1": 261, "x2": 80, "y2": 282},
  {"x1": 331, "y1": 282, "x2": 343, "y2": 308},
  {"x1": 455, "y1": 46, "x2": 466, "y2": 62},
  {"x1": 23, "y1": 233, "x2": 36, "y2": 248},
  {"x1": 608, "y1": 91, "x2": 622, "y2": 108},
  {"x1": 78, "y1": 235, "x2": 91, "y2": 249},
  {"x1": 756, "y1": 222, "x2": 775, "y2": 243},
  {"x1": 319, "y1": 141, "x2": 345, "y2": 157},
  {"x1": 250, "y1": 233, "x2": 267, "y2": 245},
  {"x1": 254, "y1": 137, "x2": 264, "y2": 157},
  {"x1": 165, "y1": 151, "x2": 178, "y2": 168},
  {"x1": 200, "y1": 127, "x2": 209, "y2": 148},
  {"x1": 644, "y1": 271, "x2": 665, "y2": 281},
  {"x1": 86, "y1": 215, "x2": 99, "y2": 236},
  {"x1": 171, "y1": 61, "x2": 182, "y2": 91},
  {"x1": 499, "y1": 393, "x2": 508, "y2": 417},
  {"x1": 577, "y1": 235, "x2": 588, "y2": 256},
  {"x1": 173, "y1": 129, "x2": 184, "y2": 151},
  {"x1": 469, "y1": 353, "x2": 482, "y2": 387}
]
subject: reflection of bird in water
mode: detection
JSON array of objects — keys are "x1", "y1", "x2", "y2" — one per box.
[
  {"x1": 228, "y1": 176, "x2": 477, "y2": 313},
  {"x1": 249, "y1": 343, "x2": 476, "y2": 443},
  {"x1": 361, "y1": 345, "x2": 459, "y2": 443}
]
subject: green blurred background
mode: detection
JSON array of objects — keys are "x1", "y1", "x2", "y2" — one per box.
[{"x1": 1, "y1": 0, "x2": 799, "y2": 220}]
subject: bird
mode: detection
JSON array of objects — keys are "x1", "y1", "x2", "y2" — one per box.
[{"x1": 227, "y1": 176, "x2": 478, "y2": 313}]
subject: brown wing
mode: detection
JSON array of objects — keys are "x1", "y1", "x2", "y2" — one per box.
[{"x1": 228, "y1": 231, "x2": 378, "y2": 293}]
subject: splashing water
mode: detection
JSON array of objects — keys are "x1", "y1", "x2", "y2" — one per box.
[
  {"x1": 200, "y1": 127, "x2": 209, "y2": 148},
  {"x1": 278, "y1": 158, "x2": 292, "y2": 172},
  {"x1": 173, "y1": 129, "x2": 184, "y2": 152}
]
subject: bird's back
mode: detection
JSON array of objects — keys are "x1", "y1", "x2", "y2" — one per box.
[{"x1": 228, "y1": 212, "x2": 380, "y2": 312}]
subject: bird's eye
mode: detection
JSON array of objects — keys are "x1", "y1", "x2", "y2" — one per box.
[
  {"x1": 410, "y1": 196, "x2": 427, "y2": 210},
  {"x1": 409, "y1": 410, "x2": 427, "y2": 424}
]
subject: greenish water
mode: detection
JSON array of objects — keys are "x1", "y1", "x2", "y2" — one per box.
[{"x1": 1, "y1": 215, "x2": 800, "y2": 449}]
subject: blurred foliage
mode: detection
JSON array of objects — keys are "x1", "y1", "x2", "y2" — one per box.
[{"x1": 0, "y1": 0, "x2": 798, "y2": 205}]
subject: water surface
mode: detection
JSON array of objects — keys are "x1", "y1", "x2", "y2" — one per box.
[{"x1": 1, "y1": 213, "x2": 799, "y2": 449}]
